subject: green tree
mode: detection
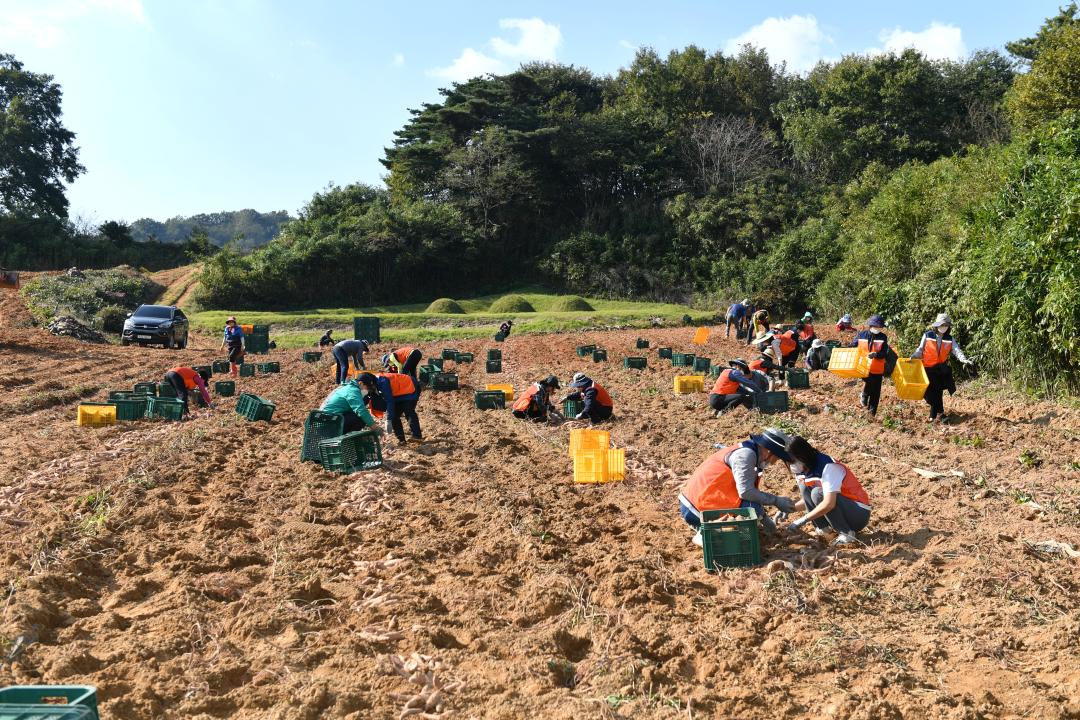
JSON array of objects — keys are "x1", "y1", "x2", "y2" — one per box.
[
  {"x1": 99, "y1": 220, "x2": 133, "y2": 247},
  {"x1": 1006, "y1": 3, "x2": 1079, "y2": 62},
  {"x1": 184, "y1": 228, "x2": 213, "y2": 259},
  {"x1": 1006, "y1": 23, "x2": 1080, "y2": 130}
]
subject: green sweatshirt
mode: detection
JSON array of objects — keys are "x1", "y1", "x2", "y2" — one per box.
[{"x1": 319, "y1": 380, "x2": 376, "y2": 425}]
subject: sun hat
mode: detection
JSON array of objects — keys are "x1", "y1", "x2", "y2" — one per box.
[
  {"x1": 226, "y1": 316, "x2": 236, "y2": 324},
  {"x1": 741, "y1": 298, "x2": 750, "y2": 305},
  {"x1": 867, "y1": 314, "x2": 886, "y2": 328},
  {"x1": 802, "y1": 312, "x2": 813, "y2": 321},
  {"x1": 571, "y1": 374, "x2": 592, "y2": 388},
  {"x1": 752, "y1": 330, "x2": 775, "y2": 345},
  {"x1": 729, "y1": 358, "x2": 750, "y2": 373},
  {"x1": 932, "y1": 313, "x2": 952, "y2": 328},
  {"x1": 811, "y1": 338, "x2": 824, "y2": 349},
  {"x1": 543, "y1": 375, "x2": 560, "y2": 389},
  {"x1": 750, "y1": 427, "x2": 792, "y2": 461}
]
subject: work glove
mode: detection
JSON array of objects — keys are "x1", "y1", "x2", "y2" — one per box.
[
  {"x1": 773, "y1": 496, "x2": 797, "y2": 514},
  {"x1": 760, "y1": 512, "x2": 778, "y2": 534},
  {"x1": 868, "y1": 352, "x2": 880, "y2": 359},
  {"x1": 574, "y1": 412, "x2": 587, "y2": 421},
  {"x1": 773, "y1": 510, "x2": 789, "y2": 523},
  {"x1": 788, "y1": 516, "x2": 808, "y2": 531}
]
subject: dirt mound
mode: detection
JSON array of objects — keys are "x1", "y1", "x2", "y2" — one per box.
[
  {"x1": 489, "y1": 294, "x2": 535, "y2": 313},
  {"x1": 0, "y1": 288, "x2": 1078, "y2": 719},
  {"x1": 549, "y1": 295, "x2": 594, "y2": 312},
  {"x1": 425, "y1": 298, "x2": 467, "y2": 314}
]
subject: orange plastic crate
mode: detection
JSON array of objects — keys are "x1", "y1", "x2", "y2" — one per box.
[
  {"x1": 893, "y1": 358, "x2": 929, "y2": 400},
  {"x1": 573, "y1": 448, "x2": 625, "y2": 484},
  {"x1": 329, "y1": 364, "x2": 365, "y2": 381},
  {"x1": 693, "y1": 327, "x2": 710, "y2": 344},
  {"x1": 568, "y1": 428, "x2": 610, "y2": 458},
  {"x1": 485, "y1": 383, "x2": 514, "y2": 400},
  {"x1": 828, "y1": 347, "x2": 870, "y2": 378}
]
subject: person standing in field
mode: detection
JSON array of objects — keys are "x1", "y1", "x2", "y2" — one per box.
[
  {"x1": 849, "y1": 314, "x2": 890, "y2": 416},
  {"x1": 219, "y1": 316, "x2": 245, "y2": 377},
  {"x1": 910, "y1": 313, "x2": 971, "y2": 424}
]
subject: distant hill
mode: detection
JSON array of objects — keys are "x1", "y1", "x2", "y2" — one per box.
[{"x1": 130, "y1": 209, "x2": 292, "y2": 251}]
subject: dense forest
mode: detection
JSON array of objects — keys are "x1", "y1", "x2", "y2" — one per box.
[{"x1": 130, "y1": 209, "x2": 292, "y2": 250}]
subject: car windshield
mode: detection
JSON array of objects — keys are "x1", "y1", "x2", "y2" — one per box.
[{"x1": 134, "y1": 306, "x2": 172, "y2": 319}]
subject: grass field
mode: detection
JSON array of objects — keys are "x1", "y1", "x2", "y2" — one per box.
[{"x1": 191, "y1": 290, "x2": 714, "y2": 348}]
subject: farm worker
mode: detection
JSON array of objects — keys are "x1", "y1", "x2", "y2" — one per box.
[
  {"x1": 319, "y1": 379, "x2": 379, "y2": 433},
  {"x1": 319, "y1": 329, "x2": 334, "y2": 348},
  {"x1": 754, "y1": 329, "x2": 799, "y2": 367},
  {"x1": 219, "y1": 316, "x2": 245, "y2": 377},
  {"x1": 678, "y1": 428, "x2": 798, "y2": 543},
  {"x1": 357, "y1": 372, "x2": 422, "y2": 442},
  {"x1": 708, "y1": 359, "x2": 760, "y2": 416},
  {"x1": 382, "y1": 346, "x2": 423, "y2": 379},
  {"x1": 782, "y1": 435, "x2": 871, "y2": 546},
  {"x1": 748, "y1": 308, "x2": 770, "y2": 346},
  {"x1": 512, "y1": 375, "x2": 561, "y2": 421},
  {"x1": 804, "y1": 339, "x2": 831, "y2": 372},
  {"x1": 562, "y1": 373, "x2": 613, "y2": 424},
  {"x1": 724, "y1": 300, "x2": 747, "y2": 339},
  {"x1": 163, "y1": 366, "x2": 212, "y2": 415},
  {"x1": 499, "y1": 320, "x2": 513, "y2": 337},
  {"x1": 836, "y1": 314, "x2": 854, "y2": 332},
  {"x1": 910, "y1": 313, "x2": 971, "y2": 424},
  {"x1": 849, "y1": 314, "x2": 891, "y2": 416},
  {"x1": 332, "y1": 339, "x2": 369, "y2": 384},
  {"x1": 797, "y1": 312, "x2": 816, "y2": 349}
]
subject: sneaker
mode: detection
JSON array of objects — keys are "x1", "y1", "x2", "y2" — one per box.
[
  {"x1": 831, "y1": 532, "x2": 858, "y2": 546},
  {"x1": 691, "y1": 531, "x2": 703, "y2": 547},
  {"x1": 859, "y1": 394, "x2": 868, "y2": 408}
]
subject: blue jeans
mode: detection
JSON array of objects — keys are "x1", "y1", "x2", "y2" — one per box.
[
  {"x1": 333, "y1": 347, "x2": 354, "y2": 384},
  {"x1": 679, "y1": 498, "x2": 764, "y2": 530}
]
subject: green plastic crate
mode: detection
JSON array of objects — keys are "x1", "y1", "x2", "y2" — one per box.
[
  {"x1": 212, "y1": 360, "x2": 231, "y2": 374},
  {"x1": 132, "y1": 382, "x2": 156, "y2": 396},
  {"x1": 635, "y1": 338, "x2": 650, "y2": 349},
  {"x1": 709, "y1": 364, "x2": 724, "y2": 378},
  {"x1": 494, "y1": 332, "x2": 506, "y2": 342},
  {"x1": 693, "y1": 356, "x2": 711, "y2": 372},
  {"x1": 256, "y1": 362, "x2": 280, "y2": 373},
  {"x1": 239, "y1": 363, "x2": 255, "y2": 377},
  {"x1": 145, "y1": 396, "x2": 184, "y2": 421},
  {"x1": 111, "y1": 397, "x2": 146, "y2": 422},
  {"x1": 826, "y1": 340, "x2": 843, "y2": 348},
  {"x1": 623, "y1": 356, "x2": 647, "y2": 369},
  {"x1": 0, "y1": 685, "x2": 98, "y2": 720},
  {"x1": 235, "y1": 393, "x2": 275, "y2": 422},
  {"x1": 672, "y1": 353, "x2": 695, "y2": 367},
  {"x1": 456, "y1": 352, "x2": 474, "y2": 363},
  {"x1": 441, "y1": 348, "x2": 459, "y2": 361},
  {"x1": 245, "y1": 334, "x2": 270, "y2": 354},
  {"x1": 251, "y1": 324, "x2": 270, "y2": 335},
  {"x1": 786, "y1": 369, "x2": 810, "y2": 389},
  {"x1": 107, "y1": 390, "x2": 133, "y2": 400},
  {"x1": 752, "y1": 390, "x2": 790, "y2": 414},
  {"x1": 157, "y1": 382, "x2": 178, "y2": 399},
  {"x1": 301, "y1": 411, "x2": 344, "y2": 462},
  {"x1": 353, "y1": 316, "x2": 380, "y2": 343},
  {"x1": 474, "y1": 391, "x2": 506, "y2": 410},
  {"x1": 564, "y1": 398, "x2": 584, "y2": 417},
  {"x1": 658, "y1": 347, "x2": 673, "y2": 359},
  {"x1": 431, "y1": 373, "x2": 458, "y2": 391},
  {"x1": 701, "y1": 507, "x2": 762, "y2": 570},
  {"x1": 214, "y1": 380, "x2": 236, "y2": 397},
  {"x1": 418, "y1": 365, "x2": 435, "y2": 384},
  {"x1": 427, "y1": 358, "x2": 444, "y2": 372},
  {"x1": 486, "y1": 359, "x2": 502, "y2": 373},
  {"x1": 487, "y1": 349, "x2": 502, "y2": 361},
  {"x1": 192, "y1": 365, "x2": 212, "y2": 381},
  {"x1": 592, "y1": 349, "x2": 607, "y2": 362},
  {"x1": 319, "y1": 429, "x2": 383, "y2": 473},
  {"x1": 575, "y1": 344, "x2": 596, "y2": 357},
  {"x1": 302, "y1": 351, "x2": 322, "y2": 363}
]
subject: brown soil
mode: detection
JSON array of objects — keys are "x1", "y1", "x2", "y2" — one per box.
[
  {"x1": 151, "y1": 265, "x2": 202, "y2": 308},
  {"x1": 1, "y1": 300, "x2": 1078, "y2": 719}
]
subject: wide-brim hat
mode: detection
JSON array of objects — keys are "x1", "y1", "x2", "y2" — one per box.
[
  {"x1": 932, "y1": 313, "x2": 953, "y2": 328},
  {"x1": 571, "y1": 374, "x2": 592, "y2": 388},
  {"x1": 729, "y1": 358, "x2": 750, "y2": 373},
  {"x1": 752, "y1": 331, "x2": 775, "y2": 345},
  {"x1": 750, "y1": 427, "x2": 792, "y2": 461},
  {"x1": 802, "y1": 312, "x2": 813, "y2": 320}
]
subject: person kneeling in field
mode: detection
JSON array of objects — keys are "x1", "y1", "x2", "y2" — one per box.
[
  {"x1": 678, "y1": 428, "x2": 798, "y2": 544},
  {"x1": 512, "y1": 375, "x2": 561, "y2": 421},
  {"x1": 781, "y1": 435, "x2": 871, "y2": 546},
  {"x1": 561, "y1": 373, "x2": 613, "y2": 424},
  {"x1": 708, "y1": 359, "x2": 760, "y2": 416},
  {"x1": 163, "y1": 366, "x2": 213, "y2": 416},
  {"x1": 357, "y1": 372, "x2": 422, "y2": 443},
  {"x1": 319, "y1": 378, "x2": 380, "y2": 433},
  {"x1": 804, "y1": 339, "x2": 831, "y2": 371}
]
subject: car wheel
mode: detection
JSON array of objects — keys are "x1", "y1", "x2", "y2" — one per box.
[
  {"x1": 121, "y1": 338, "x2": 129, "y2": 346},
  {"x1": 164, "y1": 336, "x2": 174, "y2": 349},
  {"x1": 178, "y1": 334, "x2": 187, "y2": 350}
]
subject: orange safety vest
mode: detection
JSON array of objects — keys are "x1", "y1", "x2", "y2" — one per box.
[
  {"x1": 857, "y1": 337, "x2": 886, "y2": 375},
  {"x1": 392, "y1": 346, "x2": 416, "y2": 364},
  {"x1": 711, "y1": 369, "x2": 740, "y2": 395},
  {"x1": 171, "y1": 367, "x2": 201, "y2": 389},
  {"x1": 590, "y1": 382, "x2": 613, "y2": 408},
  {"x1": 377, "y1": 372, "x2": 417, "y2": 397},
  {"x1": 749, "y1": 358, "x2": 768, "y2": 373},
  {"x1": 778, "y1": 331, "x2": 798, "y2": 356},
  {"x1": 804, "y1": 462, "x2": 871, "y2": 508},
  {"x1": 512, "y1": 385, "x2": 541, "y2": 412},
  {"x1": 921, "y1": 335, "x2": 953, "y2": 368},
  {"x1": 799, "y1": 323, "x2": 815, "y2": 341},
  {"x1": 681, "y1": 445, "x2": 754, "y2": 512}
]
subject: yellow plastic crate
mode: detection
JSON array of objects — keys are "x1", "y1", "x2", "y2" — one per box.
[
  {"x1": 892, "y1": 358, "x2": 929, "y2": 400},
  {"x1": 485, "y1": 383, "x2": 514, "y2": 401},
  {"x1": 674, "y1": 375, "x2": 706, "y2": 394},
  {"x1": 828, "y1": 347, "x2": 870, "y2": 378},
  {"x1": 568, "y1": 428, "x2": 610, "y2": 458},
  {"x1": 77, "y1": 403, "x2": 116, "y2": 427},
  {"x1": 693, "y1": 327, "x2": 710, "y2": 344},
  {"x1": 573, "y1": 448, "x2": 625, "y2": 484}
]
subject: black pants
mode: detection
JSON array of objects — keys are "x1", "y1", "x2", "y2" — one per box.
[
  {"x1": 512, "y1": 403, "x2": 548, "y2": 421},
  {"x1": 782, "y1": 350, "x2": 800, "y2": 367},
  {"x1": 164, "y1": 371, "x2": 189, "y2": 414},
  {"x1": 399, "y1": 349, "x2": 422, "y2": 378},
  {"x1": 801, "y1": 486, "x2": 870, "y2": 534},
  {"x1": 390, "y1": 398, "x2": 422, "y2": 441},
  {"x1": 585, "y1": 404, "x2": 612, "y2": 424},
  {"x1": 341, "y1": 410, "x2": 369, "y2": 433},
  {"x1": 861, "y1": 374, "x2": 884, "y2": 415},
  {"x1": 709, "y1": 392, "x2": 751, "y2": 413},
  {"x1": 924, "y1": 363, "x2": 955, "y2": 419}
]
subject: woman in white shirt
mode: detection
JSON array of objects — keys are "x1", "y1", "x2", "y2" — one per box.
[{"x1": 783, "y1": 435, "x2": 872, "y2": 546}]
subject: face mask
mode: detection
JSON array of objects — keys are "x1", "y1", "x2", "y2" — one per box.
[
  {"x1": 870, "y1": 327, "x2": 884, "y2": 335},
  {"x1": 938, "y1": 325, "x2": 950, "y2": 335},
  {"x1": 789, "y1": 462, "x2": 806, "y2": 475}
]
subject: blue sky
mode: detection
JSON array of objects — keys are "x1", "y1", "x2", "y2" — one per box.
[{"x1": 0, "y1": 1, "x2": 1060, "y2": 224}]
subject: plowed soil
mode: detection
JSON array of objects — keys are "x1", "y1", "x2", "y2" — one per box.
[{"x1": 1, "y1": 293, "x2": 1079, "y2": 720}]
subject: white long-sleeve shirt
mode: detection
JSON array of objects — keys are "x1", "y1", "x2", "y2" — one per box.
[{"x1": 911, "y1": 331, "x2": 969, "y2": 364}]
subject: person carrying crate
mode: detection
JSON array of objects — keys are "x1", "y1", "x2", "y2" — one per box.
[
  {"x1": 219, "y1": 316, "x2": 245, "y2": 377},
  {"x1": 849, "y1": 314, "x2": 891, "y2": 416},
  {"x1": 910, "y1": 313, "x2": 971, "y2": 424},
  {"x1": 381, "y1": 345, "x2": 423, "y2": 380},
  {"x1": 512, "y1": 375, "x2": 561, "y2": 421},
  {"x1": 319, "y1": 379, "x2": 380, "y2": 433},
  {"x1": 358, "y1": 372, "x2": 422, "y2": 442},
  {"x1": 560, "y1": 373, "x2": 613, "y2": 424},
  {"x1": 781, "y1": 435, "x2": 871, "y2": 546},
  {"x1": 332, "y1": 339, "x2": 369, "y2": 383},
  {"x1": 163, "y1": 366, "x2": 213, "y2": 415},
  {"x1": 708, "y1": 359, "x2": 760, "y2": 416},
  {"x1": 678, "y1": 428, "x2": 798, "y2": 544}
]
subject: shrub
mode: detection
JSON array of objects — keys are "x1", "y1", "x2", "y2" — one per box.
[
  {"x1": 549, "y1": 295, "x2": 594, "y2": 311},
  {"x1": 488, "y1": 294, "x2": 536, "y2": 313},
  {"x1": 95, "y1": 304, "x2": 128, "y2": 332},
  {"x1": 425, "y1": 298, "x2": 466, "y2": 313}
]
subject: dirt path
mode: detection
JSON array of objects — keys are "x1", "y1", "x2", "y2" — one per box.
[
  {"x1": 152, "y1": 264, "x2": 201, "y2": 308},
  {"x1": 0, "y1": 292, "x2": 1078, "y2": 719}
]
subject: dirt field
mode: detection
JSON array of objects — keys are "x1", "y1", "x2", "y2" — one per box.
[{"x1": 1, "y1": 290, "x2": 1079, "y2": 720}]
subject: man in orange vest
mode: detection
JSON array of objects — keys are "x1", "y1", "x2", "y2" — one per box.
[
  {"x1": 678, "y1": 428, "x2": 798, "y2": 543},
  {"x1": 512, "y1": 376, "x2": 561, "y2": 421},
  {"x1": 562, "y1": 373, "x2": 613, "y2": 424},
  {"x1": 849, "y1": 314, "x2": 891, "y2": 416},
  {"x1": 163, "y1": 366, "x2": 213, "y2": 416},
  {"x1": 782, "y1": 435, "x2": 872, "y2": 546},
  {"x1": 381, "y1": 345, "x2": 423, "y2": 380},
  {"x1": 357, "y1": 371, "x2": 422, "y2": 442},
  {"x1": 708, "y1": 359, "x2": 760, "y2": 416}
]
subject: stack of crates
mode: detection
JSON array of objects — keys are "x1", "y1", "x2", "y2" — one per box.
[
  {"x1": 301, "y1": 411, "x2": 344, "y2": 462},
  {"x1": 485, "y1": 384, "x2": 514, "y2": 401},
  {"x1": 318, "y1": 429, "x2": 383, "y2": 473},
  {"x1": 427, "y1": 358, "x2": 444, "y2": 372},
  {"x1": 235, "y1": 393, "x2": 275, "y2": 422},
  {"x1": 486, "y1": 348, "x2": 502, "y2": 373},
  {"x1": 674, "y1": 375, "x2": 706, "y2": 394},
  {"x1": 245, "y1": 324, "x2": 271, "y2": 354},
  {"x1": 353, "y1": 316, "x2": 381, "y2": 343},
  {"x1": 418, "y1": 365, "x2": 436, "y2": 384},
  {"x1": 157, "y1": 382, "x2": 178, "y2": 399},
  {"x1": 700, "y1": 508, "x2": 762, "y2": 571},
  {"x1": 111, "y1": 396, "x2": 146, "y2": 421},
  {"x1": 0, "y1": 685, "x2": 98, "y2": 719},
  {"x1": 569, "y1": 429, "x2": 625, "y2": 484}
]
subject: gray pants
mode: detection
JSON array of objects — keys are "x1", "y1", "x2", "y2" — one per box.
[{"x1": 802, "y1": 485, "x2": 870, "y2": 534}]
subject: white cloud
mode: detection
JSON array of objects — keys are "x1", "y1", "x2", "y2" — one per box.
[
  {"x1": 876, "y1": 22, "x2": 966, "y2": 60},
  {"x1": 392, "y1": 52, "x2": 405, "y2": 67},
  {"x1": 429, "y1": 17, "x2": 562, "y2": 82},
  {"x1": 619, "y1": 39, "x2": 637, "y2": 50},
  {"x1": 725, "y1": 15, "x2": 833, "y2": 73},
  {"x1": 0, "y1": 0, "x2": 147, "y2": 48}
]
